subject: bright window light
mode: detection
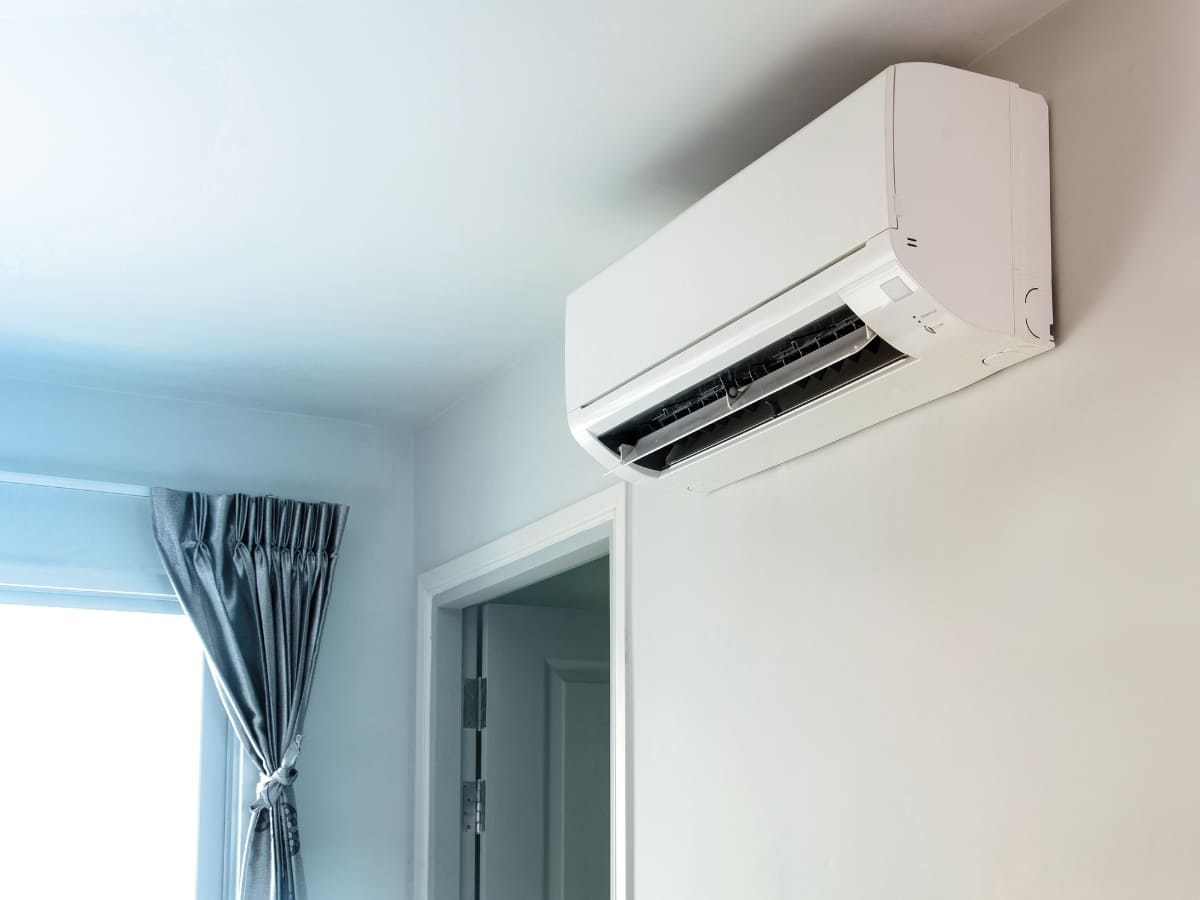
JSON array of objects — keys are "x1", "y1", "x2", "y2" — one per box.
[{"x1": 0, "y1": 600, "x2": 205, "y2": 900}]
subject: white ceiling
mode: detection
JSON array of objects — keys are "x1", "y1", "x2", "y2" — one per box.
[{"x1": 0, "y1": 0, "x2": 1062, "y2": 425}]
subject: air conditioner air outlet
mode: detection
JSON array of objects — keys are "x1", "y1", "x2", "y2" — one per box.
[{"x1": 596, "y1": 305, "x2": 908, "y2": 472}]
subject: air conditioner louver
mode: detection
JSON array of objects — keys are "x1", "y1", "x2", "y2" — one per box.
[{"x1": 598, "y1": 306, "x2": 907, "y2": 472}]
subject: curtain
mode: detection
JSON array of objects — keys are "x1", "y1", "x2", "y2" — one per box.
[{"x1": 150, "y1": 488, "x2": 349, "y2": 900}]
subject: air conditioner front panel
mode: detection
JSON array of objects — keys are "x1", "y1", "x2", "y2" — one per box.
[
  {"x1": 565, "y1": 63, "x2": 1054, "y2": 491},
  {"x1": 565, "y1": 69, "x2": 894, "y2": 411}
]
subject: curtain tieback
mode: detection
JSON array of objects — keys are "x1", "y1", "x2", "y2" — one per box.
[{"x1": 252, "y1": 734, "x2": 304, "y2": 810}]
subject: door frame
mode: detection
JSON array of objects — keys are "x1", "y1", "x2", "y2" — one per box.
[{"x1": 412, "y1": 484, "x2": 631, "y2": 900}]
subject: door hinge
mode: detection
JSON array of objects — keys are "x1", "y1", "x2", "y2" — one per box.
[
  {"x1": 462, "y1": 779, "x2": 486, "y2": 834},
  {"x1": 463, "y1": 676, "x2": 487, "y2": 730}
]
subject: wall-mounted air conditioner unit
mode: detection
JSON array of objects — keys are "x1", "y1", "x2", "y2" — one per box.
[{"x1": 565, "y1": 63, "x2": 1052, "y2": 491}]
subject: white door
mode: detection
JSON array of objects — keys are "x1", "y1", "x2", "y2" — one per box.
[{"x1": 472, "y1": 603, "x2": 609, "y2": 900}]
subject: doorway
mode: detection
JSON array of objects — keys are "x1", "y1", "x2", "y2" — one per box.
[
  {"x1": 462, "y1": 558, "x2": 610, "y2": 900},
  {"x1": 413, "y1": 485, "x2": 630, "y2": 900}
]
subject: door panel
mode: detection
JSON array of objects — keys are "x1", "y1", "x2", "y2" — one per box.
[
  {"x1": 480, "y1": 604, "x2": 608, "y2": 900},
  {"x1": 547, "y1": 663, "x2": 610, "y2": 900}
]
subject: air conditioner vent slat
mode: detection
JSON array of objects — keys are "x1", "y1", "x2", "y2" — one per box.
[{"x1": 597, "y1": 305, "x2": 907, "y2": 473}]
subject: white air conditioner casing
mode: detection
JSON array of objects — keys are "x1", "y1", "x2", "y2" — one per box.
[{"x1": 565, "y1": 63, "x2": 1053, "y2": 491}]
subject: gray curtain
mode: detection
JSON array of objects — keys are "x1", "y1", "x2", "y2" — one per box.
[{"x1": 150, "y1": 488, "x2": 349, "y2": 900}]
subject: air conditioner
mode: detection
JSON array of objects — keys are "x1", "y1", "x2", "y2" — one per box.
[{"x1": 565, "y1": 62, "x2": 1053, "y2": 492}]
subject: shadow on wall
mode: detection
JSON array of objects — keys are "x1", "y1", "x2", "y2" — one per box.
[
  {"x1": 974, "y1": 0, "x2": 1186, "y2": 343},
  {"x1": 610, "y1": 39, "x2": 961, "y2": 217}
]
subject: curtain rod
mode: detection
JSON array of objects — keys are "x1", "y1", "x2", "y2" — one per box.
[{"x1": 0, "y1": 470, "x2": 150, "y2": 498}]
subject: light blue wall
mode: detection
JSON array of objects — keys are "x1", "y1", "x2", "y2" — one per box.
[
  {"x1": 414, "y1": 340, "x2": 610, "y2": 572},
  {"x1": 0, "y1": 379, "x2": 415, "y2": 900}
]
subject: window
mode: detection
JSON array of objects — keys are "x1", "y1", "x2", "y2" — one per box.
[{"x1": 0, "y1": 590, "x2": 231, "y2": 900}]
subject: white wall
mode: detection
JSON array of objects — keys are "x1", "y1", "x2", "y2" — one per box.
[
  {"x1": 414, "y1": 0, "x2": 1200, "y2": 895},
  {"x1": 0, "y1": 380, "x2": 415, "y2": 900}
]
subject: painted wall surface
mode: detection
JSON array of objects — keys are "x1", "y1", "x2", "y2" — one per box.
[
  {"x1": 414, "y1": 340, "x2": 611, "y2": 572},
  {"x1": 415, "y1": 0, "x2": 1200, "y2": 895},
  {"x1": 0, "y1": 380, "x2": 414, "y2": 900}
]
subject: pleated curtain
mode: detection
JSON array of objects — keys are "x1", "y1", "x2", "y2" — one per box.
[{"x1": 150, "y1": 488, "x2": 349, "y2": 900}]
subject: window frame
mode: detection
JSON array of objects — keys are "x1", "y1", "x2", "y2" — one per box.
[{"x1": 0, "y1": 584, "x2": 238, "y2": 900}]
